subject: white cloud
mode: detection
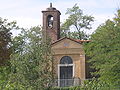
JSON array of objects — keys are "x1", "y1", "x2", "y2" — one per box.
[{"x1": 8, "y1": 17, "x2": 41, "y2": 28}]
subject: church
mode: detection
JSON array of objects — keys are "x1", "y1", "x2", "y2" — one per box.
[{"x1": 42, "y1": 3, "x2": 90, "y2": 87}]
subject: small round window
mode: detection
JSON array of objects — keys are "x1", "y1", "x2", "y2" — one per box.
[
  {"x1": 47, "y1": 15, "x2": 53, "y2": 28},
  {"x1": 60, "y1": 56, "x2": 73, "y2": 64}
]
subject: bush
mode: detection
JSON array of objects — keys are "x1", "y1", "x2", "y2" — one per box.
[{"x1": 46, "y1": 79, "x2": 120, "y2": 90}]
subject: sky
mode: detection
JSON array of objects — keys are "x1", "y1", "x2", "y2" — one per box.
[{"x1": 0, "y1": 0, "x2": 120, "y2": 35}]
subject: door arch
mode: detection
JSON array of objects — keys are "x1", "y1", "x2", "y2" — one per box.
[
  {"x1": 58, "y1": 56, "x2": 74, "y2": 87},
  {"x1": 60, "y1": 56, "x2": 73, "y2": 64}
]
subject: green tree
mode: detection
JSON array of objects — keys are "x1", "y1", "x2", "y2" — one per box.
[
  {"x1": 61, "y1": 4, "x2": 94, "y2": 40},
  {"x1": 0, "y1": 17, "x2": 18, "y2": 65},
  {"x1": 9, "y1": 26, "x2": 53, "y2": 89},
  {"x1": 0, "y1": 17, "x2": 21, "y2": 89},
  {"x1": 85, "y1": 10, "x2": 120, "y2": 87}
]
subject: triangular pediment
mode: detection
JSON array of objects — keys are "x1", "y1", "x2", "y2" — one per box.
[{"x1": 52, "y1": 37, "x2": 83, "y2": 49}]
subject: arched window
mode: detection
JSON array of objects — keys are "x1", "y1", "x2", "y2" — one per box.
[
  {"x1": 47, "y1": 15, "x2": 53, "y2": 28},
  {"x1": 60, "y1": 56, "x2": 73, "y2": 64}
]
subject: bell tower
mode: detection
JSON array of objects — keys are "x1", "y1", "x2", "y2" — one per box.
[{"x1": 42, "y1": 3, "x2": 61, "y2": 42}]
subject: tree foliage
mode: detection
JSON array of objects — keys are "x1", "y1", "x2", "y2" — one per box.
[
  {"x1": 0, "y1": 17, "x2": 18, "y2": 65},
  {"x1": 0, "y1": 17, "x2": 20, "y2": 89},
  {"x1": 85, "y1": 10, "x2": 120, "y2": 87},
  {"x1": 8, "y1": 26, "x2": 54, "y2": 89},
  {"x1": 61, "y1": 4, "x2": 94, "y2": 40},
  {"x1": 0, "y1": 25, "x2": 54, "y2": 89}
]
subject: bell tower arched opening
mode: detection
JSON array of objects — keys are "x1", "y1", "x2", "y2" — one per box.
[{"x1": 47, "y1": 15, "x2": 53, "y2": 28}]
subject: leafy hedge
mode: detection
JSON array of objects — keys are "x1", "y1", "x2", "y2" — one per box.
[
  {"x1": 47, "y1": 86, "x2": 120, "y2": 90},
  {"x1": 46, "y1": 79, "x2": 120, "y2": 90}
]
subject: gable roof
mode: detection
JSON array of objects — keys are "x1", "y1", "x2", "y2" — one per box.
[{"x1": 51, "y1": 37, "x2": 90, "y2": 45}]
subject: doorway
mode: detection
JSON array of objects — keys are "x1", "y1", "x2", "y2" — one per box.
[{"x1": 58, "y1": 56, "x2": 74, "y2": 87}]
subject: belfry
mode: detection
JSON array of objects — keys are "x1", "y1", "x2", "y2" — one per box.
[
  {"x1": 42, "y1": 3, "x2": 61, "y2": 42},
  {"x1": 42, "y1": 3, "x2": 90, "y2": 87}
]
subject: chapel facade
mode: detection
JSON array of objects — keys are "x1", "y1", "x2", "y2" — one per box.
[{"x1": 42, "y1": 3, "x2": 90, "y2": 87}]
